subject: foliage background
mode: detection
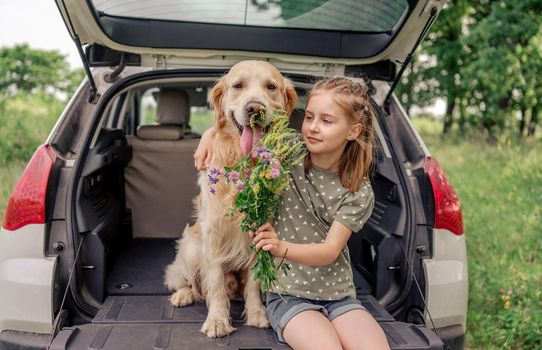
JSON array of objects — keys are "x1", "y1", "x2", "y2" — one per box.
[
  {"x1": 1, "y1": 1, "x2": 541, "y2": 348},
  {"x1": 396, "y1": 0, "x2": 542, "y2": 139}
]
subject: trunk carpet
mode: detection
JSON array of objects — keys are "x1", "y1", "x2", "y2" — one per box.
[{"x1": 106, "y1": 239, "x2": 177, "y2": 296}]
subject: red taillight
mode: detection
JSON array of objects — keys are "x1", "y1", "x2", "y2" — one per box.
[
  {"x1": 423, "y1": 156, "x2": 464, "y2": 235},
  {"x1": 2, "y1": 144, "x2": 56, "y2": 231}
]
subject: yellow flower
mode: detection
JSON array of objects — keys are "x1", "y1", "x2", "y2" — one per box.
[{"x1": 501, "y1": 294, "x2": 511, "y2": 310}]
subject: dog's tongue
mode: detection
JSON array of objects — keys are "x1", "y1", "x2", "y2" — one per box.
[{"x1": 240, "y1": 125, "x2": 263, "y2": 156}]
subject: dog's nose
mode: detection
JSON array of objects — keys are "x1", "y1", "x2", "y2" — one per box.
[{"x1": 245, "y1": 102, "x2": 265, "y2": 116}]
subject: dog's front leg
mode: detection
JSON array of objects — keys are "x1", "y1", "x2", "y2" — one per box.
[
  {"x1": 243, "y1": 266, "x2": 270, "y2": 328},
  {"x1": 201, "y1": 261, "x2": 236, "y2": 338}
]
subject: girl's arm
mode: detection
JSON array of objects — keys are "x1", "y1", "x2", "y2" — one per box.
[
  {"x1": 194, "y1": 127, "x2": 216, "y2": 170},
  {"x1": 251, "y1": 221, "x2": 352, "y2": 267}
]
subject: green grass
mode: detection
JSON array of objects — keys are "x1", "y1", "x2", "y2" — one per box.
[
  {"x1": 0, "y1": 159, "x2": 27, "y2": 220},
  {"x1": 412, "y1": 117, "x2": 542, "y2": 349}
]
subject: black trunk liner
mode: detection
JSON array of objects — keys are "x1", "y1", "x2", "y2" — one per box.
[
  {"x1": 51, "y1": 295, "x2": 442, "y2": 350},
  {"x1": 106, "y1": 239, "x2": 177, "y2": 296},
  {"x1": 93, "y1": 295, "x2": 395, "y2": 324},
  {"x1": 77, "y1": 239, "x2": 445, "y2": 349},
  {"x1": 107, "y1": 239, "x2": 373, "y2": 297}
]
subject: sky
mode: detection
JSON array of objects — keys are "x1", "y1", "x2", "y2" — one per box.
[{"x1": 0, "y1": 0, "x2": 82, "y2": 68}]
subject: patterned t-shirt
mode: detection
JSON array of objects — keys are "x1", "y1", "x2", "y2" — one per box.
[{"x1": 272, "y1": 161, "x2": 374, "y2": 300}]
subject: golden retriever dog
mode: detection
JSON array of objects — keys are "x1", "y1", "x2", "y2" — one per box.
[{"x1": 164, "y1": 60, "x2": 297, "y2": 338}]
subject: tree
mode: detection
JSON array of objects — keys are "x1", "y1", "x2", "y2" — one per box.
[
  {"x1": 396, "y1": 0, "x2": 472, "y2": 133},
  {"x1": 398, "y1": 0, "x2": 542, "y2": 138},
  {"x1": 462, "y1": 0, "x2": 542, "y2": 136},
  {"x1": 0, "y1": 44, "x2": 85, "y2": 114},
  {"x1": 0, "y1": 44, "x2": 75, "y2": 97},
  {"x1": 0, "y1": 44, "x2": 64, "y2": 94}
]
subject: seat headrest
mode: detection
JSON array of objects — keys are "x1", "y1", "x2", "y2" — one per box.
[
  {"x1": 156, "y1": 89, "x2": 189, "y2": 125},
  {"x1": 136, "y1": 125, "x2": 185, "y2": 140}
]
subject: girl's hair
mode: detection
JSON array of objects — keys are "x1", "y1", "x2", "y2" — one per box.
[{"x1": 304, "y1": 77, "x2": 375, "y2": 192}]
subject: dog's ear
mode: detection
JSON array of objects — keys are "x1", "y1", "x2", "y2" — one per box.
[
  {"x1": 209, "y1": 76, "x2": 226, "y2": 129},
  {"x1": 283, "y1": 79, "x2": 298, "y2": 116}
]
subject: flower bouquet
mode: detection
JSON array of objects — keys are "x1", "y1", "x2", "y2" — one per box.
[{"x1": 208, "y1": 108, "x2": 306, "y2": 292}]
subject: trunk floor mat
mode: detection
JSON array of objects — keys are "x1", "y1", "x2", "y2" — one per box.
[
  {"x1": 93, "y1": 295, "x2": 395, "y2": 324},
  {"x1": 106, "y1": 239, "x2": 177, "y2": 296},
  {"x1": 51, "y1": 295, "x2": 443, "y2": 349},
  {"x1": 93, "y1": 240, "x2": 443, "y2": 349},
  {"x1": 106, "y1": 239, "x2": 374, "y2": 297}
]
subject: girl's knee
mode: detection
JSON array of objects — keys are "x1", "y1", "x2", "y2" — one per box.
[
  {"x1": 332, "y1": 309, "x2": 390, "y2": 350},
  {"x1": 282, "y1": 310, "x2": 342, "y2": 350}
]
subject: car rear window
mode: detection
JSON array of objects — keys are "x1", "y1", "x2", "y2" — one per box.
[{"x1": 92, "y1": 0, "x2": 409, "y2": 32}]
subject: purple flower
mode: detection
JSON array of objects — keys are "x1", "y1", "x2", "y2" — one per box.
[
  {"x1": 209, "y1": 188, "x2": 216, "y2": 195},
  {"x1": 272, "y1": 160, "x2": 281, "y2": 169},
  {"x1": 208, "y1": 168, "x2": 222, "y2": 186},
  {"x1": 235, "y1": 182, "x2": 245, "y2": 190},
  {"x1": 246, "y1": 168, "x2": 252, "y2": 180},
  {"x1": 208, "y1": 174, "x2": 219, "y2": 185},
  {"x1": 270, "y1": 168, "x2": 280, "y2": 179},
  {"x1": 261, "y1": 151, "x2": 271, "y2": 160},
  {"x1": 229, "y1": 171, "x2": 240, "y2": 182},
  {"x1": 254, "y1": 147, "x2": 271, "y2": 160}
]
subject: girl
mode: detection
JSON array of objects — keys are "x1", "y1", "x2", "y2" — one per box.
[{"x1": 195, "y1": 77, "x2": 390, "y2": 350}]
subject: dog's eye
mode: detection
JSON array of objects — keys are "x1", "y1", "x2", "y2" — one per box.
[
  {"x1": 233, "y1": 82, "x2": 243, "y2": 89},
  {"x1": 267, "y1": 83, "x2": 277, "y2": 90}
]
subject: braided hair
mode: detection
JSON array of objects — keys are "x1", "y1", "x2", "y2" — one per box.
[{"x1": 304, "y1": 77, "x2": 375, "y2": 192}]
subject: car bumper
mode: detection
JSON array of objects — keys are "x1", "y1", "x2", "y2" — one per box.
[
  {"x1": 0, "y1": 329, "x2": 50, "y2": 350},
  {"x1": 0, "y1": 224, "x2": 56, "y2": 334}
]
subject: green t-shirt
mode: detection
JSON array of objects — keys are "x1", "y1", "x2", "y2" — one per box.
[{"x1": 272, "y1": 161, "x2": 374, "y2": 300}]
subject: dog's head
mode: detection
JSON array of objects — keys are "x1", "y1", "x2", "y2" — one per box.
[{"x1": 209, "y1": 60, "x2": 297, "y2": 155}]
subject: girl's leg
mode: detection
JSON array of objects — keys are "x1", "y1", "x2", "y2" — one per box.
[
  {"x1": 331, "y1": 309, "x2": 390, "y2": 350},
  {"x1": 282, "y1": 310, "x2": 343, "y2": 350}
]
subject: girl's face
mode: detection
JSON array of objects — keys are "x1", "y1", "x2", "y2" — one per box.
[{"x1": 302, "y1": 90, "x2": 361, "y2": 159}]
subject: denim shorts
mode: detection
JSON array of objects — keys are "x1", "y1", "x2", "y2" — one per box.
[{"x1": 265, "y1": 292, "x2": 367, "y2": 343}]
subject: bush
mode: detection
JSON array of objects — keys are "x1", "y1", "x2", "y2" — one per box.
[{"x1": 0, "y1": 92, "x2": 62, "y2": 163}]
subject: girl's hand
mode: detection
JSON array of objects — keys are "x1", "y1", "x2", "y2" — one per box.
[
  {"x1": 194, "y1": 127, "x2": 216, "y2": 170},
  {"x1": 250, "y1": 222, "x2": 285, "y2": 258}
]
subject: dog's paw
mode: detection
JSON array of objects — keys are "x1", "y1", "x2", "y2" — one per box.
[
  {"x1": 201, "y1": 317, "x2": 236, "y2": 338},
  {"x1": 169, "y1": 287, "x2": 194, "y2": 307},
  {"x1": 245, "y1": 306, "x2": 270, "y2": 329}
]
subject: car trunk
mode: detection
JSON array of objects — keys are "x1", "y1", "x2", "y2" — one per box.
[
  {"x1": 52, "y1": 239, "x2": 441, "y2": 349},
  {"x1": 53, "y1": 240, "x2": 441, "y2": 349},
  {"x1": 46, "y1": 70, "x2": 444, "y2": 349}
]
